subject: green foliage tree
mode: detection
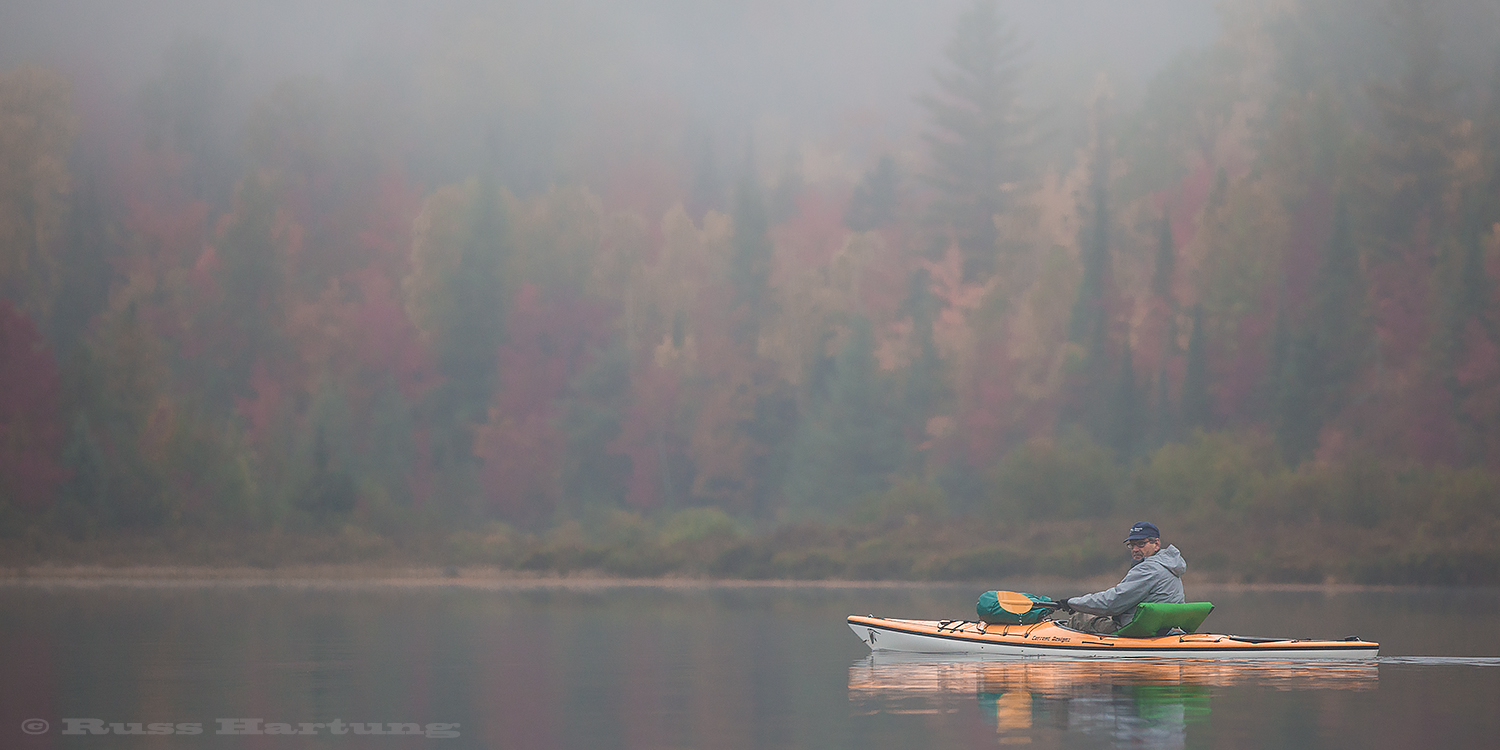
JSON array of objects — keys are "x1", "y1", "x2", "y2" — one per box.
[
  {"x1": 1440, "y1": 56, "x2": 1500, "y2": 461},
  {"x1": 784, "y1": 317, "x2": 904, "y2": 515},
  {"x1": 1274, "y1": 199, "x2": 1371, "y2": 462},
  {"x1": 728, "y1": 149, "x2": 774, "y2": 346},
  {"x1": 206, "y1": 174, "x2": 285, "y2": 404},
  {"x1": 58, "y1": 304, "x2": 170, "y2": 529},
  {"x1": 140, "y1": 36, "x2": 237, "y2": 204},
  {"x1": 297, "y1": 424, "x2": 358, "y2": 526},
  {"x1": 844, "y1": 155, "x2": 900, "y2": 232},
  {"x1": 1063, "y1": 103, "x2": 1117, "y2": 444},
  {"x1": 1109, "y1": 338, "x2": 1143, "y2": 463},
  {"x1": 920, "y1": 0, "x2": 1029, "y2": 281},
  {"x1": 49, "y1": 166, "x2": 117, "y2": 356},
  {"x1": 0, "y1": 66, "x2": 75, "y2": 324},
  {"x1": 433, "y1": 177, "x2": 511, "y2": 450},
  {"x1": 902, "y1": 268, "x2": 946, "y2": 456},
  {"x1": 1180, "y1": 305, "x2": 1212, "y2": 432},
  {"x1": 559, "y1": 342, "x2": 632, "y2": 516},
  {"x1": 1119, "y1": 44, "x2": 1242, "y2": 199},
  {"x1": 1068, "y1": 103, "x2": 1113, "y2": 347},
  {"x1": 1366, "y1": 0, "x2": 1467, "y2": 243},
  {"x1": 1149, "y1": 213, "x2": 1179, "y2": 448},
  {"x1": 687, "y1": 136, "x2": 723, "y2": 222},
  {"x1": 988, "y1": 431, "x2": 1117, "y2": 519}
]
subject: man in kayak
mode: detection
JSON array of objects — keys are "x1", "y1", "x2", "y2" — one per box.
[{"x1": 1052, "y1": 521, "x2": 1187, "y2": 634}]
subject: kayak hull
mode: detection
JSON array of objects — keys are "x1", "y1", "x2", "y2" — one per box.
[{"x1": 848, "y1": 615, "x2": 1378, "y2": 660}]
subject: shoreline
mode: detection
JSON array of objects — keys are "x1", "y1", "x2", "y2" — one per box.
[{"x1": 0, "y1": 564, "x2": 1473, "y2": 592}]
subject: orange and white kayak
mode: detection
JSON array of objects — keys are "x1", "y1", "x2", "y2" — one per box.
[{"x1": 848, "y1": 615, "x2": 1379, "y2": 660}]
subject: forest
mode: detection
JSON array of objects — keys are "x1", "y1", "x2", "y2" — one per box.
[{"x1": 1, "y1": 0, "x2": 1497, "y2": 583}]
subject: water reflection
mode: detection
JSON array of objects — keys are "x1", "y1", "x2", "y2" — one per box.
[{"x1": 850, "y1": 656, "x2": 1377, "y2": 747}]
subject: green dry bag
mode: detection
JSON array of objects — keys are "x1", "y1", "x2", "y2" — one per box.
[{"x1": 976, "y1": 591, "x2": 1055, "y2": 625}]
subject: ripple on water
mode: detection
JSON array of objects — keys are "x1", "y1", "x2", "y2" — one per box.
[{"x1": 1378, "y1": 656, "x2": 1500, "y2": 666}]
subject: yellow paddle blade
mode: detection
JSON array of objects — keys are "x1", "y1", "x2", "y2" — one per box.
[{"x1": 994, "y1": 590, "x2": 1038, "y2": 615}]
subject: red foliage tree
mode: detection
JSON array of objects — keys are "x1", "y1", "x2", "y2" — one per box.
[
  {"x1": 0, "y1": 301, "x2": 66, "y2": 511},
  {"x1": 474, "y1": 284, "x2": 616, "y2": 524},
  {"x1": 609, "y1": 361, "x2": 682, "y2": 511}
]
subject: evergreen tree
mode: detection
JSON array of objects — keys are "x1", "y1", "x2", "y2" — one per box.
[
  {"x1": 1367, "y1": 0, "x2": 1465, "y2": 242},
  {"x1": 687, "y1": 135, "x2": 723, "y2": 221},
  {"x1": 139, "y1": 35, "x2": 238, "y2": 206},
  {"x1": 559, "y1": 342, "x2": 633, "y2": 516},
  {"x1": 1108, "y1": 338, "x2": 1142, "y2": 463},
  {"x1": 728, "y1": 149, "x2": 774, "y2": 347},
  {"x1": 1272, "y1": 294, "x2": 1317, "y2": 461},
  {"x1": 1152, "y1": 366, "x2": 1173, "y2": 447},
  {"x1": 1275, "y1": 198, "x2": 1370, "y2": 462},
  {"x1": 1307, "y1": 198, "x2": 1370, "y2": 410},
  {"x1": 1181, "y1": 305, "x2": 1212, "y2": 432},
  {"x1": 902, "y1": 268, "x2": 945, "y2": 435},
  {"x1": 783, "y1": 317, "x2": 904, "y2": 515},
  {"x1": 1440, "y1": 55, "x2": 1500, "y2": 462},
  {"x1": 209, "y1": 174, "x2": 284, "y2": 405},
  {"x1": 1151, "y1": 212, "x2": 1176, "y2": 302},
  {"x1": 1068, "y1": 102, "x2": 1113, "y2": 346},
  {"x1": 438, "y1": 177, "x2": 509, "y2": 421},
  {"x1": 1476, "y1": 54, "x2": 1500, "y2": 227},
  {"x1": 1149, "y1": 213, "x2": 1178, "y2": 447},
  {"x1": 56, "y1": 414, "x2": 107, "y2": 537},
  {"x1": 1062, "y1": 102, "x2": 1116, "y2": 443},
  {"x1": 49, "y1": 164, "x2": 118, "y2": 357},
  {"x1": 745, "y1": 376, "x2": 798, "y2": 519},
  {"x1": 769, "y1": 151, "x2": 804, "y2": 225},
  {"x1": 920, "y1": 0, "x2": 1029, "y2": 281},
  {"x1": 844, "y1": 155, "x2": 900, "y2": 232},
  {"x1": 298, "y1": 424, "x2": 357, "y2": 525}
]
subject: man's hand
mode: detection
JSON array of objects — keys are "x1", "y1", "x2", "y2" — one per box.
[{"x1": 1055, "y1": 598, "x2": 1073, "y2": 613}]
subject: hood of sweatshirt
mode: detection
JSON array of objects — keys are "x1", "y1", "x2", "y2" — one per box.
[{"x1": 1142, "y1": 544, "x2": 1186, "y2": 577}]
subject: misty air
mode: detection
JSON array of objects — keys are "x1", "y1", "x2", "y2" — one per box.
[{"x1": 2, "y1": 1, "x2": 1499, "y2": 748}]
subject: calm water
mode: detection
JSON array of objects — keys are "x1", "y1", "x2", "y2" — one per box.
[{"x1": 2, "y1": 582, "x2": 1498, "y2": 749}]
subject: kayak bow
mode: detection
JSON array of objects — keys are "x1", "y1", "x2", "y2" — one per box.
[{"x1": 848, "y1": 615, "x2": 1378, "y2": 660}]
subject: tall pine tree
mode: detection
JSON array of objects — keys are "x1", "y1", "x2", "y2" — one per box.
[
  {"x1": 1275, "y1": 198, "x2": 1370, "y2": 462},
  {"x1": 783, "y1": 317, "x2": 904, "y2": 515},
  {"x1": 845, "y1": 155, "x2": 900, "y2": 232},
  {"x1": 728, "y1": 147, "x2": 774, "y2": 348},
  {"x1": 1148, "y1": 213, "x2": 1178, "y2": 447},
  {"x1": 1063, "y1": 100, "x2": 1116, "y2": 444},
  {"x1": 920, "y1": 0, "x2": 1029, "y2": 281},
  {"x1": 1181, "y1": 305, "x2": 1212, "y2": 433}
]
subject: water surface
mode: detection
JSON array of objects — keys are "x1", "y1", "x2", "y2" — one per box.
[{"x1": 2, "y1": 582, "x2": 1497, "y2": 748}]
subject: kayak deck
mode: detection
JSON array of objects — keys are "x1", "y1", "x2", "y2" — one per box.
[{"x1": 849, "y1": 615, "x2": 1379, "y2": 660}]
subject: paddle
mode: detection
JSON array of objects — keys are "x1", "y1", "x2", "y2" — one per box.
[{"x1": 993, "y1": 590, "x2": 1066, "y2": 615}]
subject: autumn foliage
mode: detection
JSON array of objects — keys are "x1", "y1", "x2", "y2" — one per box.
[{"x1": 0, "y1": 1, "x2": 1497, "y2": 582}]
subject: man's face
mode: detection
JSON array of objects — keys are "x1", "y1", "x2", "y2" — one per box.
[{"x1": 1126, "y1": 537, "x2": 1160, "y2": 562}]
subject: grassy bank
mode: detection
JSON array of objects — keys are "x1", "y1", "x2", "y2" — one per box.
[
  {"x1": 4, "y1": 509, "x2": 1496, "y2": 586},
  {"x1": 7, "y1": 433, "x2": 1497, "y2": 586}
]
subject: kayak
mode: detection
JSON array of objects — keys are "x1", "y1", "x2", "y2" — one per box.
[{"x1": 848, "y1": 615, "x2": 1379, "y2": 660}]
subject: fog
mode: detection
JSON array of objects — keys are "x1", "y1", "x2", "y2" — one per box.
[
  {"x1": 3, "y1": 0, "x2": 1499, "y2": 581},
  {"x1": 2, "y1": 0, "x2": 1218, "y2": 189}
]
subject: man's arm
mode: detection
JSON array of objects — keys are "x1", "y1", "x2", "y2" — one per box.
[{"x1": 1066, "y1": 563, "x2": 1156, "y2": 616}]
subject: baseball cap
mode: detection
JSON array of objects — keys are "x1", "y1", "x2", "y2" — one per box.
[{"x1": 1124, "y1": 521, "x2": 1160, "y2": 542}]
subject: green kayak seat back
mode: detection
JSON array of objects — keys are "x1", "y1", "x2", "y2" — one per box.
[{"x1": 1112, "y1": 602, "x2": 1215, "y2": 638}]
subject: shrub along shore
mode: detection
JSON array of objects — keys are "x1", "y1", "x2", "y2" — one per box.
[
  {"x1": 6, "y1": 431, "x2": 1498, "y2": 586},
  {"x1": 6, "y1": 446, "x2": 1496, "y2": 586}
]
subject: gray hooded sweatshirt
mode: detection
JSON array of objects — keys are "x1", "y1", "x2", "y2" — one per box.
[{"x1": 1069, "y1": 544, "x2": 1187, "y2": 622}]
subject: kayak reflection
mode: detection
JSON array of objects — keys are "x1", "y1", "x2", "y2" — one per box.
[{"x1": 849, "y1": 655, "x2": 1377, "y2": 747}]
